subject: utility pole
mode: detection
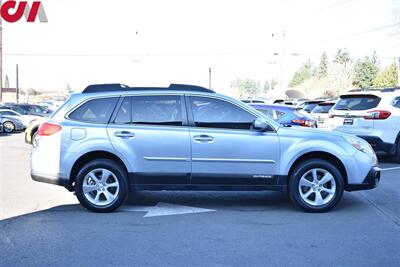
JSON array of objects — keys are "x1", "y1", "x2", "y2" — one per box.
[
  {"x1": 209, "y1": 67, "x2": 212, "y2": 90},
  {"x1": 16, "y1": 64, "x2": 19, "y2": 103}
]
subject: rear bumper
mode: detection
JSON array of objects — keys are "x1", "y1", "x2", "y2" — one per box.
[
  {"x1": 31, "y1": 173, "x2": 73, "y2": 191},
  {"x1": 357, "y1": 135, "x2": 395, "y2": 154},
  {"x1": 345, "y1": 166, "x2": 380, "y2": 191}
]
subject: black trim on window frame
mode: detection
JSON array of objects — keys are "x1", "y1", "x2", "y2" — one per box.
[
  {"x1": 110, "y1": 94, "x2": 188, "y2": 127},
  {"x1": 66, "y1": 96, "x2": 121, "y2": 125},
  {"x1": 184, "y1": 94, "x2": 276, "y2": 132}
]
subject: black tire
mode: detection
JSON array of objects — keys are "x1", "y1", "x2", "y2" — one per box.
[
  {"x1": 3, "y1": 121, "x2": 15, "y2": 133},
  {"x1": 391, "y1": 141, "x2": 400, "y2": 163},
  {"x1": 32, "y1": 131, "x2": 38, "y2": 148},
  {"x1": 288, "y1": 159, "x2": 344, "y2": 213},
  {"x1": 75, "y1": 159, "x2": 129, "y2": 213}
]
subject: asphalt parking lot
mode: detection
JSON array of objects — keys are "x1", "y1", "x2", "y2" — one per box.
[{"x1": 1, "y1": 132, "x2": 400, "y2": 266}]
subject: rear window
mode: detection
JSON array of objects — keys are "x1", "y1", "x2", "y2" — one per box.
[
  {"x1": 312, "y1": 104, "x2": 334, "y2": 113},
  {"x1": 334, "y1": 95, "x2": 381, "y2": 111},
  {"x1": 294, "y1": 109, "x2": 314, "y2": 119},
  {"x1": 303, "y1": 103, "x2": 319, "y2": 112},
  {"x1": 69, "y1": 97, "x2": 118, "y2": 123}
]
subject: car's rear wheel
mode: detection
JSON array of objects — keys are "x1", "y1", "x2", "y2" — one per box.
[
  {"x1": 3, "y1": 121, "x2": 15, "y2": 133},
  {"x1": 289, "y1": 159, "x2": 344, "y2": 212},
  {"x1": 75, "y1": 159, "x2": 128, "y2": 213},
  {"x1": 391, "y1": 141, "x2": 400, "y2": 163},
  {"x1": 32, "y1": 131, "x2": 38, "y2": 148}
]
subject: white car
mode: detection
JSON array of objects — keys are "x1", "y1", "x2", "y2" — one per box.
[
  {"x1": 311, "y1": 102, "x2": 336, "y2": 129},
  {"x1": 327, "y1": 89, "x2": 400, "y2": 161},
  {"x1": 0, "y1": 109, "x2": 40, "y2": 127}
]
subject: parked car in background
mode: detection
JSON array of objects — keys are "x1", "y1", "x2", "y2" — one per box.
[
  {"x1": 31, "y1": 83, "x2": 379, "y2": 213},
  {"x1": 327, "y1": 89, "x2": 400, "y2": 162},
  {"x1": 250, "y1": 104, "x2": 317, "y2": 127},
  {"x1": 0, "y1": 113, "x2": 25, "y2": 133},
  {"x1": 312, "y1": 102, "x2": 336, "y2": 129},
  {"x1": 0, "y1": 109, "x2": 40, "y2": 127},
  {"x1": 299, "y1": 100, "x2": 325, "y2": 113},
  {"x1": 7, "y1": 103, "x2": 52, "y2": 117}
]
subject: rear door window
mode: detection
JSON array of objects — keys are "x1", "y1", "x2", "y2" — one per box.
[
  {"x1": 334, "y1": 95, "x2": 381, "y2": 111},
  {"x1": 131, "y1": 95, "x2": 183, "y2": 126},
  {"x1": 69, "y1": 97, "x2": 119, "y2": 123}
]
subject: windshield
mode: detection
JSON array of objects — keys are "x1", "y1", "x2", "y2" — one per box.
[
  {"x1": 334, "y1": 95, "x2": 381, "y2": 111},
  {"x1": 312, "y1": 104, "x2": 334, "y2": 113}
]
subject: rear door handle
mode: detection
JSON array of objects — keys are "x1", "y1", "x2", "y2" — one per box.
[
  {"x1": 114, "y1": 131, "x2": 135, "y2": 138},
  {"x1": 193, "y1": 135, "x2": 214, "y2": 142}
]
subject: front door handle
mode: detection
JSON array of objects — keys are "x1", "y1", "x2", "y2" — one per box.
[
  {"x1": 114, "y1": 131, "x2": 135, "y2": 138},
  {"x1": 193, "y1": 135, "x2": 214, "y2": 142}
]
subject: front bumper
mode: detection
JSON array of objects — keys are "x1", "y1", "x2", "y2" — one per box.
[
  {"x1": 345, "y1": 166, "x2": 380, "y2": 191},
  {"x1": 357, "y1": 135, "x2": 395, "y2": 154}
]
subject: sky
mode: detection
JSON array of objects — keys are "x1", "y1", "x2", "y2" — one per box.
[{"x1": 2, "y1": 0, "x2": 400, "y2": 93}]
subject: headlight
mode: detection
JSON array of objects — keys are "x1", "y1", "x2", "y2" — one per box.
[{"x1": 344, "y1": 136, "x2": 375, "y2": 154}]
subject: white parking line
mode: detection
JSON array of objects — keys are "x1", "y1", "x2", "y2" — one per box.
[{"x1": 379, "y1": 167, "x2": 400, "y2": 172}]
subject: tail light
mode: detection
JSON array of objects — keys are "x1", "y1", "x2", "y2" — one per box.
[
  {"x1": 38, "y1": 122, "x2": 62, "y2": 136},
  {"x1": 364, "y1": 110, "x2": 391, "y2": 120},
  {"x1": 292, "y1": 119, "x2": 313, "y2": 127}
]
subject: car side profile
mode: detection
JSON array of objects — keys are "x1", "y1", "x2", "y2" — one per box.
[{"x1": 31, "y1": 84, "x2": 380, "y2": 213}]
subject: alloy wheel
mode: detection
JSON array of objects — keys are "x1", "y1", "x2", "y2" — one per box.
[
  {"x1": 298, "y1": 168, "x2": 336, "y2": 206},
  {"x1": 82, "y1": 168, "x2": 120, "y2": 206}
]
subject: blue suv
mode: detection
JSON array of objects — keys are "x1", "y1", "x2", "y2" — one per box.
[{"x1": 31, "y1": 84, "x2": 380, "y2": 213}]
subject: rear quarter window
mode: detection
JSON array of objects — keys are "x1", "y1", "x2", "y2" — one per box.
[{"x1": 69, "y1": 97, "x2": 119, "y2": 123}]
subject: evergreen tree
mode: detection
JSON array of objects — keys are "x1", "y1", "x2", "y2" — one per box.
[
  {"x1": 373, "y1": 63, "x2": 398, "y2": 87},
  {"x1": 318, "y1": 52, "x2": 328, "y2": 78},
  {"x1": 353, "y1": 53, "x2": 379, "y2": 88},
  {"x1": 288, "y1": 61, "x2": 313, "y2": 87}
]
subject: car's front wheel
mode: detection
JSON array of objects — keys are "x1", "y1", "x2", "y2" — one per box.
[
  {"x1": 288, "y1": 159, "x2": 344, "y2": 212},
  {"x1": 75, "y1": 159, "x2": 129, "y2": 213},
  {"x1": 3, "y1": 121, "x2": 15, "y2": 133}
]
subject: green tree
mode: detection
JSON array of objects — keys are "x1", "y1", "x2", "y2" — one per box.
[
  {"x1": 334, "y1": 48, "x2": 351, "y2": 65},
  {"x1": 288, "y1": 61, "x2": 313, "y2": 87},
  {"x1": 318, "y1": 52, "x2": 328, "y2": 78},
  {"x1": 233, "y1": 78, "x2": 262, "y2": 96},
  {"x1": 353, "y1": 52, "x2": 379, "y2": 88},
  {"x1": 373, "y1": 63, "x2": 398, "y2": 87},
  {"x1": 271, "y1": 78, "x2": 278, "y2": 90}
]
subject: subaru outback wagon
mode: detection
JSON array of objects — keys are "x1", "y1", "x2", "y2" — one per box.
[{"x1": 31, "y1": 84, "x2": 380, "y2": 213}]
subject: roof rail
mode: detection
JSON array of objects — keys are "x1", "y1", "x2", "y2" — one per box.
[
  {"x1": 82, "y1": 83, "x2": 215, "y2": 94},
  {"x1": 381, "y1": 87, "x2": 400, "y2": 92},
  {"x1": 83, "y1": 84, "x2": 130, "y2": 93}
]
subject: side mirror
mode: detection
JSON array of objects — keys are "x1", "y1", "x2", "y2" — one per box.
[{"x1": 253, "y1": 118, "x2": 271, "y2": 131}]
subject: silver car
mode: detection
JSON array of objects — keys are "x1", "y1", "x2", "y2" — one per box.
[
  {"x1": 31, "y1": 84, "x2": 380, "y2": 213},
  {"x1": 0, "y1": 113, "x2": 25, "y2": 133}
]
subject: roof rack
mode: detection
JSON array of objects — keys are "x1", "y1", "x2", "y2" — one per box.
[{"x1": 82, "y1": 83, "x2": 215, "y2": 94}]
